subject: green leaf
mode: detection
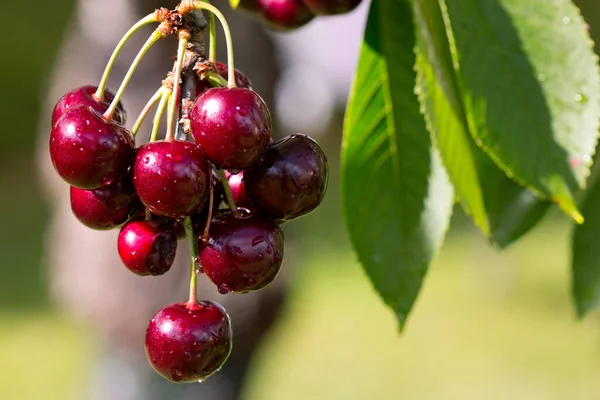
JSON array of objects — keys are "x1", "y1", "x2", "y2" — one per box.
[
  {"x1": 413, "y1": 0, "x2": 551, "y2": 247},
  {"x1": 441, "y1": 0, "x2": 600, "y2": 222},
  {"x1": 572, "y1": 176, "x2": 600, "y2": 316},
  {"x1": 342, "y1": 0, "x2": 454, "y2": 328}
]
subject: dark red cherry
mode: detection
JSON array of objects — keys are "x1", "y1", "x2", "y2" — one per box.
[
  {"x1": 244, "y1": 134, "x2": 328, "y2": 221},
  {"x1": 145, "y1": 301, "x2": 232, "y2": 383},
  {"x1": 70, "y1": 176, "x2": 140, "y2": 230},
  {"x1": 52, "y1": 85, "x2": 126, "y2": 126},
  {"x1": 302, "y1": 0, "x2": 362, "y2": 15},
  {"x1": 198, "y1": 210, "x2": 284, "y2": 293},
  {"x1": 50, "y1": 105, "x2": 135, "y2": 189},
  {"x1": 118, "y1": 218, "x2": 177, "y2": 276},
  {"x1": 189, "y1": 88, "x2": 271, "y2": 170},
  {"x1": 225, "y1": 171, "x2": 254, "y2": 208},
  {"x1": 256, "y1": 0, "x2": 314, "y2": 30},
  {"x1": 195, "y1": 61, "x2": 252, "y2": 97},
  {"x1": 133, "y1": 140, "x2": 210, "y2": 218}
]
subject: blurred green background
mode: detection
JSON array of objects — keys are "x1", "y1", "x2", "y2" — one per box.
[{"x1": 4, "y1": 1, "x2": 600, "y2": 399}]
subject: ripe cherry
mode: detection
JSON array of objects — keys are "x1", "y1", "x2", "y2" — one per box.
[
  {"x1": 225, "y1": 171, "x2": 254, "y2": 208},
  {"x1": 303, "y1": 0, "x2": 362, "y2": 15},
  {"x1": 50, "y1": 105, "x2": 135, "y2": 189},
  {"x1": 52, "y1": 86, "x2": 126, "y2": 126},
  {"x1": 70, "y1": 176, "x2": 139, "y2": 230},
  {"x1": 244, "y1": 134, "x2": 328, "y2": 221},
  {"x1": 198, "y1": 210, "x2": 284, "y2": 293},
  {"x1": 256, "y1": 0, "x2": 314, "y2": 30},
  {"x1": 195, "y1": 61, "x2": 251, "y2": 97},
  {"x1": 145, "y1": 301, "x2": 232, "y2": 383},
  {"x1": 189, "y1": 88, "x2": 271, "y2": 170},
  {"x1": 133, "y1": 140, "x2": 210, "y2": 218},
  {"x1": 118, "y1": 218, "x2": 177, "y2": 276}
]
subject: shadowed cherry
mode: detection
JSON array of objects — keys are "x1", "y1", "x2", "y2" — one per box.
[
  {"x1": 195, "y1": 61, "x2": 251, "y2": 97},
  {"x1": 50, "y1": 105, "x2": 135, "y2": 189},
  {"x1": 198, "y1": 210, "x2": 284, "y2": 293},
  {"x1": 225, "y1": 171, "x2": 254, "y2": 208},
  {"x1": 145, "y1": 301, "x2": 232, "y2": 383}
]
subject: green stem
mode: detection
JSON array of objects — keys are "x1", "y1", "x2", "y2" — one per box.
[
  {"x1": 184, "y1": 217, "x2": 199, "y2": 305},
  {"x1": 203, "y1": 184, "x2": 215, "y2": 240},
  {"x1": 103, "y1": 29, "x2": 163, "y2": 120},
  {"x1": 218, "y1": 169, "x2": 238, "y2": 213},
  {"x1": 166, "y1": 35, "x2": 189, "y2": 141},
  {"x1": 206, "y1": 71, "x2": 228, "y2": 88},
  {"x1": 131, "y1": 87, "x2": 163, "y2": 136},
  {"x1": 193, "y1": 1, "x2": 236, "y2": 88},
  {"x1": 150, "y1": 88, "x2": 172, "y2": 142},
  {"x1": 95, "y1": 13, "x2": 158, "y2": 101},
  {"x1": 207, "y1": 3, "x2": 217, "y2": 63}
]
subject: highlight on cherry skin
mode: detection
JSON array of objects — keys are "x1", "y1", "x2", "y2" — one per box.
[{"x1": 145, "y1": 301, "x2": 233, "y2": 383}]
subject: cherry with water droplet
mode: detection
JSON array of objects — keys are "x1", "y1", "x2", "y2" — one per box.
[
  {"x1": 189, "y1": 87, "x2": 271, "y2": 170},
  {"x1": 198, "y1": 210, "x2": 284, "y2": 293},
  {"x1": 52, "y1": 85, "x2": 126, "y2": 126},
  {"x1": 118, "y1": 218, "x2": 177, "y2": 276},
  {"x1": 145, "y1": 301, "x2": 232, "y2": 383},
  {"x1": 50, "y1": 105, "x2": 135, "y2": 189}
]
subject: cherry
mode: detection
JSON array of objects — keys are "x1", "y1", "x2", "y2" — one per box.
[
  {"x1": 50, "y1": 105, "x2": 135, "y2": 189},
  {"x1": 244, "y1": 134, "x2": 328, "y2": 221},
  {"x1": 133, "y1": 140, "x2": 210, "y2": 218},
  {"x1": 52, "y1": 86, "x2": 126, "y2": 126},
  {"x1": 195, "y1": 61, "x2": 251, "y2": 97},
  {"x1": 118, "y1": 218, "x2": 177, "y2": 276},
  {"x1": 225, "y1": 171, "x2": 254, "y2": 208},
  {"x1": 302, "y1": 0, "x2": 362, "y2": 15},
  {"x1": 70, "y1": 175, "x2": 139, "y2": 230},
  {"x1": 189, "y1": 88, "x2": 271, "y2": 170},
  {"x1": 256, "y1": 0, "x2": 314, "y2": 30},
  {"x1": 198, "y1": 210, "x2": 284, "y2": 293},
  {"x1": 145, "y1": 301, "x2": 232, "y2": 383}
]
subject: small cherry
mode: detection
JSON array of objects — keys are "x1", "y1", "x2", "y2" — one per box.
[
  {"x1": 256, "y1": 0, "x2": 315, "y2": 30},
  {"x1": 70, "y1": 175, "x2": 140, "y2": 230},
  {"x1": 244, "y1": 134, "x2": 328, "y2": 221},
  {"x1": 302, "y1": 0, "x2": 362, "y2": 15},
  {"x1": 145, "y1": 301, "x2": 233, "y2": 383},
  {"x1": 133, "y1": 140, "x2": 210, "y2": 218},
  {"x1": 189, "y1": 88, "x2": 271, "y2": 170},
  {"x1": 118, "y1": 218, "x2": 177, "y2": 276},
  {"x1": 50, "y1": 105, "x2": 135, "y2": 189},
  {"x1": 225, "y1": 171, "x2": 254, "y2": 208},
  {"x1": 52, "y1": 86, "x2": 126, "y2": 126},
  {"x1": 198, "y1": 210, "x2": 284, "y2": 293}
]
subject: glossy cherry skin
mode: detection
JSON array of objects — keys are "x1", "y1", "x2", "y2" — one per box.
[
  {"x1": 198, "y1": 210, "x2": 284, "y2": 294},
  {"x1": 225, "y1": 171, "x2": 254, "y2": 208},
  {"x1": 195, "y1": 62, "x2": 251, "y2": 97},
  {"x1": 52, "y1": 85, "x2": 126, "y2": 126},
  {"x1": 302, "y1": 0, "x2": 362, "y2": 15},
  {"x1": 118, "y1": 218, "x2": 177, "y2": 276},
  {"x1": 145, "y1": 301, "x2": 233, "y2": 383},
  {"x1": 70, "y1": 176, "x2": 139, "y2": 230},
  {"x1": 133, "y1": 141, "x2": 210, "y2": 218},
  {"x1": 244, "y1": 134, "x2": 328, "y2": 221},
  {"x1": 50, "y1": 105, "x2": 135, "y2": 189},
  {"x1": 257, "y1": 0, "x2": 314, "y2": 30},
  {"x1": 190, "y1": 88, "x2": 271, "y2": 170}
]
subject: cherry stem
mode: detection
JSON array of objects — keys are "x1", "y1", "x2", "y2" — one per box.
[
  {"x1": 202, "y1": 0, "x2": 217, "y2": 63},
  {"x1": 150, "y1": 88, "x2": 172, "y2": 142},
  {"x1": 145, "y1": 209, "x2": 152, "y2": 221},
  {"x1": 192, "y1": 1, "x2": 236, "y2": 88},
  {"x1": 217, "y1": 170, "x2": 238, "y2": 213},
  {"x1": 184, "y1": 217, "x2": 199, "y2": 305},
  {"x1": 203, "y1": 183, "x2": 215, "y2": 240},
  {"x1": 206, "y1": 71, "x2": 228, "y2": 88},
  {"x1": 131, "y1": 86, "x2": 163, "y2": 136},
  {"x1": 166, "y1": 33, "x2": 189, "y2": 141},
  {"x1": 103, "y1": 29, "x2": 163, "y2": 120},
  {"x1": 94, "y1": 13, "x2": 158, "y2": 101}
]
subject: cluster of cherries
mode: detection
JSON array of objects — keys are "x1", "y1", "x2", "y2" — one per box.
[
  {"x1": 234, "y1": 0, "x2": 363, "y2": 30},
  {"x1": 48, "y1": 1, "x2": 328, "y2": 384}
]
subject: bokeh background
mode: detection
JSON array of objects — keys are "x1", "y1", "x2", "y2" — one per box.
[{"x1": 3, "y1": 0, "x2": 600, "y2": 399}]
